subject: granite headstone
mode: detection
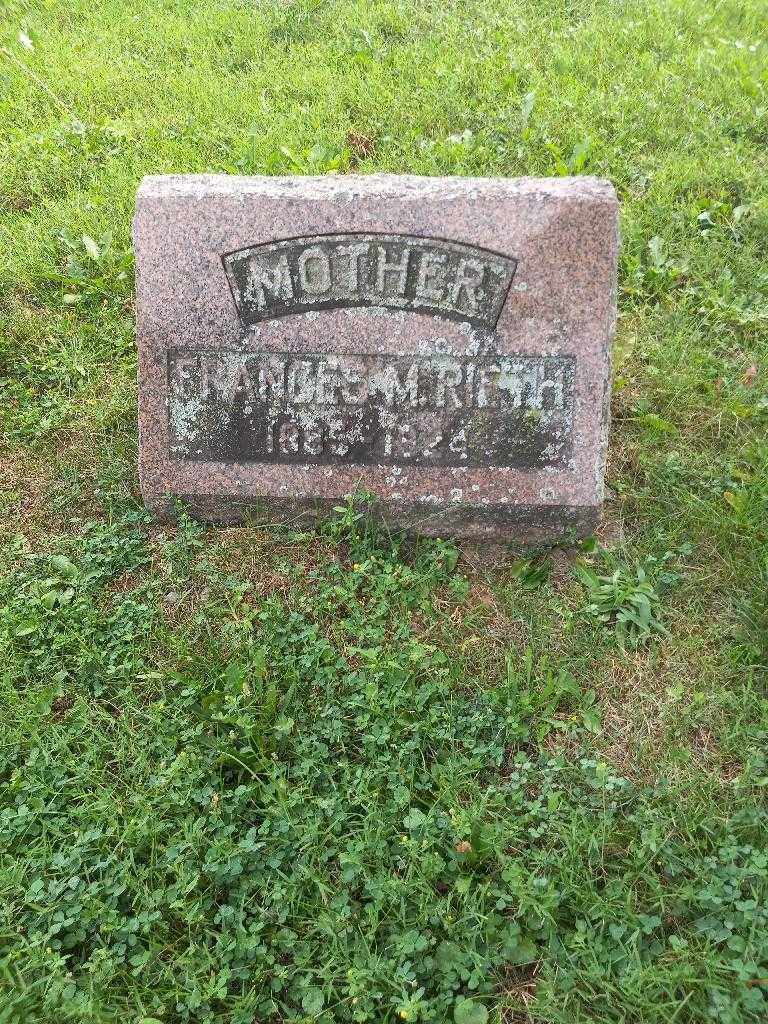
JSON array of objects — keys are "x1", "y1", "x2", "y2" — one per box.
[{"x1": 134, "y1": 174, "x2": 617, "y2": 541}]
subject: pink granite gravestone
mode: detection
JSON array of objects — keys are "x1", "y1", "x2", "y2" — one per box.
[{"x1": 133, "y1": 174, "x2": 617, "y2": 541}]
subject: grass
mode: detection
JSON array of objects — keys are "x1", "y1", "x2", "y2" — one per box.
[{"x1": 0, "y1": 0, "x2": 767, "y2": 1021}]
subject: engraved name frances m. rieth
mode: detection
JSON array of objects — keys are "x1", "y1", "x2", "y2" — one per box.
[{"x1": 167, "y1": 350, "x2": 574, "y2": 469}]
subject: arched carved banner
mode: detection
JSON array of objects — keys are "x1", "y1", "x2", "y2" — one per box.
[{"x1": 222, "y1": 233, "x2": 517, "y2": 329}]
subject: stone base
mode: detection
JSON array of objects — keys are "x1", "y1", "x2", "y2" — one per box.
[{"x1": 147, "y1": 493, "x2": 600, "y2": 544}]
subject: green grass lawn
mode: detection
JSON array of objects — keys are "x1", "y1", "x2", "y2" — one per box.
[{"x1": 1, "y1": 1, "x2": 767, "y2": 1021}]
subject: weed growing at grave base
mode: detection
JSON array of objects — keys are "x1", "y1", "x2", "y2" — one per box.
[
  {"x1": 574, "y1": 549, "x2": 686, "y2": 648},
  {"x1": 1, "y1": 0, "x2": 768, "y2": 1020}
]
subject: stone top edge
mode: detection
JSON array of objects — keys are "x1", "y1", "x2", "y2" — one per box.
[{"x1": 136, "y1": 173, "x2": 617, "y2": 204}]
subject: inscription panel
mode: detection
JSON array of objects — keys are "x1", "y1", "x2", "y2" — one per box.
[
  {"x1": 168, "y1": 349, "x2": 574, "y2": 468},
  {"x1": 222, "y1": 234, "x2": 517, "y2": 329}
]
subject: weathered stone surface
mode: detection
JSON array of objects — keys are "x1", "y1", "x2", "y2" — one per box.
[{"x1": 134, "y1": 174, "x2": 618, "y2": 541}]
